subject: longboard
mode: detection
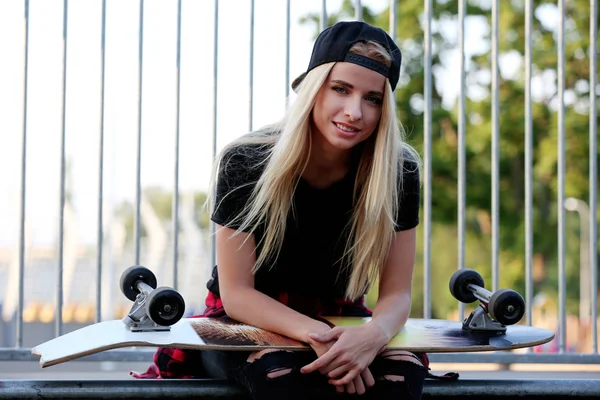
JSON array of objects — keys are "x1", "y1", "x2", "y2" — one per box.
[
  {"x1": 32, "y1": 266, "x2": 555, "y2": 368},
  {"x1": 32, "y1": 316, "x2": 554, "y2": 368}
]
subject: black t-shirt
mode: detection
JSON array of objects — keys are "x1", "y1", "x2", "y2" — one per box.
[{"x1": 208, "y1": 142, "x2": 420, "y2": 299}]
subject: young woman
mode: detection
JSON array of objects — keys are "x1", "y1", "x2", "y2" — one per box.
[{"x1": 136, "y1": 21, "x2": 427, "y2": 399}]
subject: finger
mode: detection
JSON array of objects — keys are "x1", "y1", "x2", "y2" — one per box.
[
  {"x1": 344, "y1": 379, "x2": 356, "y2": 395},
  {"x1": 329, "y1": 368, "x2": 360, "y2": 386},
  {"x1": 319, "y1": 358, "x2": 347, "y2": 376},
  {"x1": 308, "y1": 327, "x2": 342, "y2": 343},
  {"x1": 324, "y1": 363, "x2": 349, "y2": 379},
  {"x1": 361, "y1": 368, "x2": 376, "y2": 388},
  {"x1": 354, "y1": 375, "x2": 366, "y2": 395},
  {"x1": 301, "y1": 351, "x2": 336, "y2": 374}
]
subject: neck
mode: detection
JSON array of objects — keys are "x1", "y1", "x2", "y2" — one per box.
[{"x1": 301, "y1": 126, "x2": 353, "y2": 189}]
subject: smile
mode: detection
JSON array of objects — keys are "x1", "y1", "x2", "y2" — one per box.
[{"x1": 333, "y1": 122, "x2": 360, "y2": 133}]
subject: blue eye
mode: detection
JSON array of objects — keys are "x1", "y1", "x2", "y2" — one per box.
[
  {"x1": 332, "y1": 85, "x2": 382, "y2": 105},
  {"x1": 366, "y1": 96, "x2": 383, "y2": 105}
]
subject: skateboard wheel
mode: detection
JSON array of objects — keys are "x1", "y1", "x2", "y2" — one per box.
[
  {"x1": 146, "y1": 287, "x2": 185, "y2": 326},
  {"x1": 449, "y1": 269, "x2": 485, "y2": 303},
  {"x1": 488, "y1": 288, "x2": 525, "y2": 325},
  {"x1": 120, "y1": 265, "x2": 157, "y2": 301}
]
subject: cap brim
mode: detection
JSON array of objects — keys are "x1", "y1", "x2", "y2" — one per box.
[{"x1": 291, "y1": 72, "x2": 307, "y2": 93}]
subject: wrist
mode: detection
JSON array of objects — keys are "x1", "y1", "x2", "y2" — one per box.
[
  {"x1": 302, "y1": 320, "x2": 331, "y2": 343},
  {"x1": 366, "y1": 319, "x2": 394, "y2": 344}
]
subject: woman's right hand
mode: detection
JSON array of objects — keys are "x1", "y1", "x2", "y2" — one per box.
[
  {"x1": 308, "y1": 339, "x2": 345, "y2": 393},
  {"x1": 307, "y1": 336, "x2": 375, "y2": 395}
]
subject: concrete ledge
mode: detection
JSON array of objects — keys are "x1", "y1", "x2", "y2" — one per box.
[
  {"x1": 0, "y1": 379, "x2": 599, "y2": 399},
  {"x1": 424, "y1": 379, "x2": 600, "y2": 398}
]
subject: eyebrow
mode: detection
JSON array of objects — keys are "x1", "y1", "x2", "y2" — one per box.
[{"x1": 331, "y1": 79, "x2": 384, "y2": 97}]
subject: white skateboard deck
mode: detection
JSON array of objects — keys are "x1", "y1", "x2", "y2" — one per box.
[{"x1": 31, "y1": 316, "x2": 555, "y2": 368}]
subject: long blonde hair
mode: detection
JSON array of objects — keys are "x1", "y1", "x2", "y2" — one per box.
[{"x1": 209, "y1": 41, "x2": 421, "y2": 300}]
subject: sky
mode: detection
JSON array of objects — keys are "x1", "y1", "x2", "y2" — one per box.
[{"x1": 0, "y1": 0, "x2": 562, "y2": 248}]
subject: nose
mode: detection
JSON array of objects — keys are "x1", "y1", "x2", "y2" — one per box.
[{"x1": 344, "y1": 97, "x2": 363, "y2": 122}]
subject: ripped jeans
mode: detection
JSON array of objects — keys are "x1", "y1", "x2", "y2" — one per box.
[{"x1": 199, "y1": 349, "x2": 428, "y2": 400}]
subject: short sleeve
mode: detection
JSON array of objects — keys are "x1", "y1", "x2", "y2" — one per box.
[
  {"x1": 394, "y1": 157, "x2": 421, "y2": 232},
  {"x1": 210, "y1": 146, "x2": 263, "y2": 231}
]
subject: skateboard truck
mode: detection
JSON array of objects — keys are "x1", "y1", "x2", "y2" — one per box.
[
  {"x1": 450, "y1": 269, "x2": 525, "y2": 333},
  {"x1": 120, "y1": 266, "x2": 186, "y2": 332},
  {"x1": 463, "y1": 304, "x2": 506, "y2": 333},
  {"x1": 122, "y1": 281, "x2": 170, "y2": 332}
]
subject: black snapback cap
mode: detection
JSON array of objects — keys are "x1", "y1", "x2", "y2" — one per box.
[{"x1": 292, "y1": 21, "x2": 402, "y2": 92}]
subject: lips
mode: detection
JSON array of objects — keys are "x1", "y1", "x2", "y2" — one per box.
[{"x1": 333, "y1": 122, "x2": 360, "y2": 133}]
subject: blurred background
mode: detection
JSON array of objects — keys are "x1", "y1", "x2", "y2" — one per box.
[{"x1": 0, "y1": 0, "x2": 598, "y2": 379}]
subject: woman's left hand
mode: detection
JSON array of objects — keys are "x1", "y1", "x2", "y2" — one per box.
[{"x1": 300, "y1": 323, "x2": 389, "y2": 386}]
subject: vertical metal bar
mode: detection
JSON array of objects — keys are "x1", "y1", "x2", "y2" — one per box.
[
  {"x1": 56, "y1": 0, "x2": 69, "y2": 337},
  {"x1": 423, "y1": 0, "x2": 432, "y2": 319},
  {"x1": 389, "y1": 0, "x2": 397, "y2": 102},
  {"x1": 524, "y1": 0, "x2": 533, "y2": 328},
  {"x1": 389, "y1": 0, "x2": 398, "y2": 111},
  {"x1": 173, "y1": 0, "x2": 182, "y2": 291},
  {"x1": 134, "y1": 0, "x2": 145, "y2": 265},
  {"x1": 210, "y1": 0, "x2": 219, "y2": 269},
  {"x1": 389, "y1": 0, "x2": 397, "y2": 42},
  {"x1": 249, "y1": 0, "x2": 254, "y2": 131},
  {"x1": 320, "y1": 0, "x2": 327, "y2": 31},
  {"x1": 491, "y1": 0, "x2": 500, "y2": 292},
  {"x1": 571, "y1": 202, "x2": 591, "y2": 326},
  {"x1": 589, "y1": 0, "x2": 598, "y2": 354},
  {"x1": 557, "y1": 0, "x2": 567, "y2": 353},
  {"x1": 16, "y1": 0, "x2": 31, "y2": 348},
  {"x1": 457, "y1": 0, "x2": 466, "y2": 322},
  {"x1": 285, "y1": 0, "x2": 290, "y2": 102},
  {"x1": 96, "y1": 0, "x2": 107, "y2": 323},
  {"x1": 355, "y1": 0, "x2": 362, "y2": 21}
]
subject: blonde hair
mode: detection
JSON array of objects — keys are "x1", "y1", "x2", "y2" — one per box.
[{"x1": 209, "y1": 40, "x2": 421, "y2": 300}]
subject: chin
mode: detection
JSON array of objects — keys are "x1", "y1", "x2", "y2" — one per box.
[
  {"x1": 328, "y1": 140, "x2": 360, "y2": 152},
  {"x1": 327, "y1": 132, "x2": 363, "y2": 150}
]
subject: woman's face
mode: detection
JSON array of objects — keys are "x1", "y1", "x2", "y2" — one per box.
[{"x1": 311, "y1": 61, "x2": 386, "y2": 153}]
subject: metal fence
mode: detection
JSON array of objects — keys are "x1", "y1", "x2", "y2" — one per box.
[{"x1": 0, "y1": 0, "x2": 598, "y2": 366}]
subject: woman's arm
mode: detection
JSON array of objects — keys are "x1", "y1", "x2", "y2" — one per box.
[
  {"x1": 299, "y1": 227, "x2": 418, "y2": 375},
  {"x1": 215, "y1": 224, "x2": 331, "y2": 342},
  {"x1": 368, "y1": 226, "x2": 417, "y2": 340}
]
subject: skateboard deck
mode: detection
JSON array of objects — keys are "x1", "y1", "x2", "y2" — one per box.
[{"x1": 32, "y1": 316, "x2": 554, "y2": 368}]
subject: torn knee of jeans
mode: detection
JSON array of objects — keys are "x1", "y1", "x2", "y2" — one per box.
[
  {"x1": 265, "y1": 366, "x2": 293, "y2": 379},
  {"x1": 379, "y1": 374, "x2": 406, "y2": 382},
  {"x1": 380, "y1": 350, "x2": 424, "y2": 366},
  {"x1": 376, "y1": 351, "x2": 426, "y2": 383},
  {"x1": 247, "y1": 349, "x2": 292, "y2": 363},
  {"x1": 243, "y1": 350, "x2": 298, "y2": 381}
]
